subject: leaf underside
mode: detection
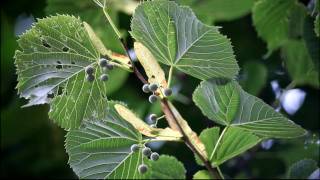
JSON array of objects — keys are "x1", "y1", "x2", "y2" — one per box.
[
  {"x1": 131, "y1": 0, "x2": 239, "y2": 80},
  {"x1": 15, "y1": 15, "x2": 109, "y2": 130},
  {"x1": 193, "y1": 79, "x2": 306, "y2": 138},
  {"x1": 65, "y1": 101, "x2": 145, "y2": 179}
]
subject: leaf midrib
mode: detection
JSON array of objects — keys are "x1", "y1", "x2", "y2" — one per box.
[{"x1": 174, "y1": 29, "x2": 213, "y2": 64}]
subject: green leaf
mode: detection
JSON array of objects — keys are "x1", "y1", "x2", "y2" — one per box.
[
  {"x1": 303, "y1": 16, "x2": 320, "y2": 71},
  {"x1": 193, "y1": 79, "x2": 306, "y2": 138},
  {"x1": 177, "y1": 0, "x2": 255, "y2": 23},
  {"x1": 212, "y1": 127, "x2": 260, "y2": 165},
  {"x1": 252, "y1": 0, "x2": 296, "y2": 53},
  {"x1": 282, "y1": 40, "x2": 319, "y2": 88},
  {"x1": 288, "y1": 159, "x2": 319, "y2": 179},
  {"x1": 240, "y1": 61, "x2": 267, "y2": 96},
  {"x1": 15, "y1": 15, "x2": 111, "y2": 129},
  {"x1": 193, "y1": 79, "x2": 240, "y2": 126},
  {"x1": 65, "y1": 101, "x2": 146, "y2": 179},
  {"x1": 144, "y1": 155, "x2": 186, "y2": 179},
  {"x1": 131, "y1": 0, "x2": 239, "y2": 80},
  {"x1": 288, "y1": 3, "x2": 307, "y2": 39},
  {"x1": 193, "y1": 170, "x2": 211, "y2": 179},
  {"x1": 198, "y1": 127, "x2": 260, "y2": 166},
  {"x1": 46, "y1": 1, "x2": 131, "y2": 96}
]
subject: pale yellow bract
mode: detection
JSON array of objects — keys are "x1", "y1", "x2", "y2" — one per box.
[
  {"x1": 114, "y1": 104, "x2": 183, "y2": 141},
  {"x1": 134, "y1": 42, "x2": 168, "y2": 97}
]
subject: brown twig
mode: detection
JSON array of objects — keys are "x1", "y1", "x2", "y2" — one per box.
[{"x1": 119, "y1": 38, "x2": 148, "y2": 84}]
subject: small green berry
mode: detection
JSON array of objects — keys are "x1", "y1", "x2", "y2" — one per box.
[
  {"x1": 106, "y1": 63, "x2": 114, "y2": 70},
  {"x1": 142, "y1": 84, "x2": 150, "y2": 93},
  {"x1": 164, "y1": 88, "x2": 172, "y2": 97},
  {"x1": 148, "y1": 114, "x2": 157, "y2": 123},
  {"x1": 149, "y1": 95, "x2": 158, "y2": 103},
  {"x1": 99, "y1": 58, "x2": 108, "y2": 67},
  {"x1": 138, "y1": 164, "x2": 148, "y2": 174},
  {"x1": 100, "y1": 74, "x2": 109, "y2": 81},
  {"x1": 149, "y1": 83, "x2": 158, "y2": 92},
  {"x1": 150, "y1": 152, "x2": 159, "y2": 161},
  {"x1": 85, "y1": 66, "x2": 94, "y2": 74},
  {"x1": 130, "y1": 144, "x2": 140, "y2": 152},
  {"x1": 86, "y1": 74, "x2": 95, "y2": 82},
  {"x1": 142, "y1": 147, "x2": 152, "y2": 157}
]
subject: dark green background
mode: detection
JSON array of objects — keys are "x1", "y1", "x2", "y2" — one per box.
[{"x1": 1, "y1": 0, "x2": 319, "y2": 179}]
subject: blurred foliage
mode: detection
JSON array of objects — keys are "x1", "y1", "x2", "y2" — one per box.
[
  {"x1": 1, "y1": 0, "x2": 319, "y2": 179},
  {"x1": 287, "y1": 159, "x2": 318, "y2": 179},
  {"x1": 176, "y1": 0, "x2": 255, "y2": 24}
]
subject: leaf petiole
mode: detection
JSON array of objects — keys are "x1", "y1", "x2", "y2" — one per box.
[
  {"x1": 216, "y1": 166, "x2": 225, "y2": 179},
  {"x1": 167, "y1": 66, "x2": 174, "y2": 88},
  {"x1": 103, "y1": 7, "x2": 122, "y2": 39}
]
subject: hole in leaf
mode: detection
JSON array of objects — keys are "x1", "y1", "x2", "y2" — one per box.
[
  {"x1": 47, "y1": 93, "x2": 54, "y2": 99},
  {"x1": 62, "y1": 47, "x2": 69, "y2": 52},
  {"x1": 56, "y1": 61, "x2": 62, "y2": 69},
  {"x1": 42, "y1": 40, "x2": 51, "y2": 48},
  {"x1": 57, "y1": 87, "x2": 64, "y2": 95}
]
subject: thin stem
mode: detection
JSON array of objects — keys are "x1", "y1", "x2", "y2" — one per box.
[
  {"x1": 157, "y1": 115, "x2": 165, "y2": 120},
  {"x1": 103, "y1": 8, "x2": 122, "y2": 39},
  {"x1": 210, "y1": 126, "x2": 228, "y2": 160},
  {"x1": 216, "y1": 166, "x2": 225, "y2": 179},
  {"x1": 167, "y1": 66, "x2": 173, "y2": 87},
  {"x1": 109, "y1": 61, "x2": 132, "y2": 72}
]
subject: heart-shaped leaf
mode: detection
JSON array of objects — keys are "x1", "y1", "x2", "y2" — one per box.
[
  {"x1": 193, "y1": 79, "x2": 306, "y2": 138},
  {"x1": 131, "y1": 0, "x2": 239, "y2": 80},
  {"x1": 15, "y1": 15, "x2": 109, "y2": 129},
  {"x1": 65, "y1": 101, "x2": 146, "y2": 179}
]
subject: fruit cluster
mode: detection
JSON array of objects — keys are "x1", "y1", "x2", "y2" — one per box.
[
  {"x1": 85, "y1": 58, "x2": 114, "y2": 82},
  {"x1": 130, "y1": 144, "x2": 160, "y2": 174},
  {"x1": 142, "y1": 83, "x2": 172, "y2": 103}
]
